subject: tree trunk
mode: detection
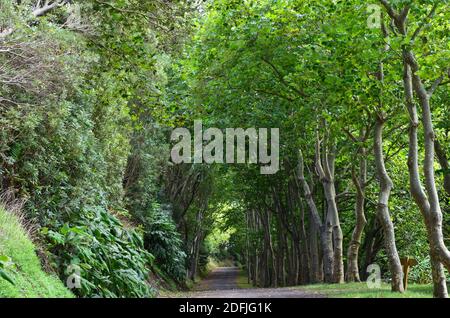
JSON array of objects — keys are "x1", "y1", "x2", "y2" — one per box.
[
  {"x1": 379, "y1": 1, "x2": 449, "y2": 297},
  {"x1": 308, "y1": 211, "x2": 322, "y2": 283},
  {"x1": 298, "y1": 200, "x2": 311, "y2": 284},
  {"x1": 373, "y1": 115, "x2": 404, "y2": 292},
  {"x1": 246, "y1": 211, "x2": 252, "y2": 285},
  {"x1": 315, "y1": 136, "x2": 344, "y2": 283},
  {"x1": 347, "y1": 149, "x2": 367, "y2": 282},
  {"x1": 189, "y1": 209, "x2": 204, "y2": 281},
  {"x1": 260, "y1": 209, "x2": 278, "y2": 287},
  {"x1": 403, "y1": 55, "x2": 450, "y2": 297},
  {"x1": 297, "y1": 149, "x2": 334, "y2": 282},
  {"x1": 276, "y1": 223, "x2": 286, "y2": 286},
  {"x1": 361, "y1": 216, "x2": 383, "y2": 280}
]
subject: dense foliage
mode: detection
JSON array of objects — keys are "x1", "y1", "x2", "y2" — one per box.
[
  {"x1": 143, "y1": 203, "x2": 186, "y2": 284},
  {"x1": 1, "y1": 0, "x2": 450, "y2": 299},
  {"x1": 44, "y1": 208, "x2": 155, "y2": 298},
  {"x1": 177, "y1": 0, "x2": 450, "y2": 296},
  {"x1": 1, "y1": 0, "x2": 203, "y2": 297}
]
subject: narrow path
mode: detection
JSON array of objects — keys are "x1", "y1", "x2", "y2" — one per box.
[
  {"x1": 194, "y1": 267, "x2": 240, "y2": 291},
  {"x1": 184, "y1": 267, "x2": 325, "y2": 298}
]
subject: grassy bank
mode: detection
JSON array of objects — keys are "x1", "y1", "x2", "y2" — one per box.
[
  {"x1": 0, "y1": 206, "x2": 73, "y2": 298},
  {"x1": 236, "y1": 269, "x2": 253, "y2": 289},
  {"x1": 298, "y1": 282, "x2": 433, "y2": 298},
  {"x1": 236, "y1": 270, "x2": 434, "y2": 297}
]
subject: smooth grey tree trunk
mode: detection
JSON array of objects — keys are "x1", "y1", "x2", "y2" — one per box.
[
  {"x1": 403, "y1": 57, "x2": 449, "y2": 297},
  {"x1": 374, "y1": 116, "x2": 404, "y2": 293},
  {"x1": 298, "y1": 150, "x2": 334, "y2": 282},
  {"x1": 315, "y1": 136, "x2": 344, "y2": 283},
  {"x1": 379, "y1": 0, "x2": 449, "y2": 297}
]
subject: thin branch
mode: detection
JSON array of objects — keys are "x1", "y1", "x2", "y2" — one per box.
[
  {"x1": 93, "y1": 0, "x2": 170, "y2": 31},
  {"x1": 428, "y1": 76, "x2": 443, "y2": 96},
  {"x1": 411, "y1": 3, "x2": 439, "y2": 42},
  {"x1": 253, "y1": 88, "x2": 295, "y2": 102},
  {"x1": 33, "y1": 0, "x2": 69, "y2": 17},
  {"x1": 342, "y1": 128, "x2": 358, "y2": 143},
  {"x1": 0, "y1": 28, "x2": 14, "y2": 40},
  {"x1": 379, "y1": 0, "x2": 410, "y2": 34},
  {"x1": 261, "y1": 57, "x2": 307, "y2": 98},
  {"x1": 0, "y1": 97, "x2": 19, "y2": 106},
  {"x1": 379, "y1": 0, "x2": 398, "y2": 21},
  {"x1": 315, "y1": 132, "x2": 326, "y2": 181}
]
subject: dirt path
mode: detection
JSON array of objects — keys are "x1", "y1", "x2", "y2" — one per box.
[
  {"x1": 182, "y1": 267, "x2": 325, "y2": 298},
  {"x1": 194, "y1": 267, "x2": 241, "y2": 291}
]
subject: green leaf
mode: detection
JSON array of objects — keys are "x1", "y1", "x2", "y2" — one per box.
[{"x1": 0, "y1": 269, "x2": 15, "y2": 285}]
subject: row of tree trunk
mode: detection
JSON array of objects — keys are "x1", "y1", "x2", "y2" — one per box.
[
  {"x1": 243, "y1": 4, "x2": 450, "y2": 295},
  {"x1": 243, "y1": 120, "x2": 409, "y2": 291}
]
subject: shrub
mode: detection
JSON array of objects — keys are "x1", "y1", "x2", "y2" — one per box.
[
  {"x1": 143, "y1": 203, "x2": 186, "y2": 284},
  {"x1": 44, "y1": 207, "x2": 155, "y2": 298},
  {"x1": 408, "y1": 256, "x2": 433, "y2": 284}
]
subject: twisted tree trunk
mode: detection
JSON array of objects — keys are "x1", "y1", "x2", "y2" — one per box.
[
  {"x1": 379, "y1": 0, "x2": 450, "y2": 297},
  {"x1": 403, "y1": 56, "x2": 449, "y2": 297},
  {"x1": 297, "y1": 150, "x2": 333, "y2": 282},
  {"x1": 373, "y1": 115, "x2": 404, "y2": 292},
  {"x1": 315, "y1": 136, "x2": 344, "y2": 283}
]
